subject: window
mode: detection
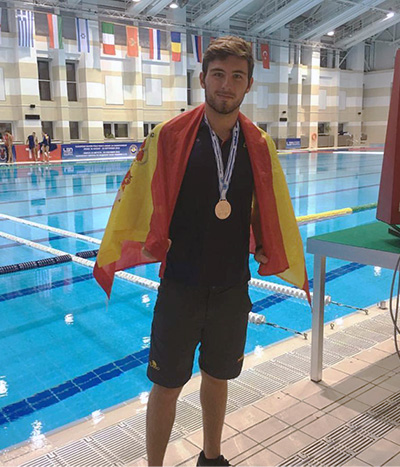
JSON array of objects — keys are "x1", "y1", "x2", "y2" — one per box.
[
  {"x1": 143, "y1": 122, "x2": 158, "y2": 138},
  {"x1": 38, "y1": 60, "x2": 51, "y2": 101},
  {"x1": 0, "y1": 122, "x2": 12, "y2": 139},
  {"x1": 257, "y1": 123, "x2": 268, "y2": 132},
  {"x1": 187, "y1": 71, "x2": 193, "y2": 106},
  {"x1": 69, "y1": 121, "x2": 79, "y2": 140},
  {"x1": 318, "y1": 122, "x2": 330, "y2": 135},
  {"x1": 339, "y1": 51, "x2": 347, "y2": 70},
  {"x1": 66, "y1": 61, "x2": 78, "y2": 102},
  {"x1": 320, "y1": 48, "x2": 328, "y2": 68},
  {"x1": 103, "y1": 123, "x2": 128, "y2": 138},
  {"x1": 41, "y1": 121, "x2": 53, "y2": 139}
]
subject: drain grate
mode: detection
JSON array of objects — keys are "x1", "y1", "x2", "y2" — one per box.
[
  {"x1": 122, "y1": 411, "x2": 182, "y2": 442},
  {"x1": 227, "y1": 380, "x2": 263, "y2": 407},
  {"x1": 279, "y1": 454, "x2": 310, "y2": 466},
  {"x1": 357, "y1": 320, "x2": 393, "y2": 338},
  {"x1": 368, "y1": 401, "x2": 400, "y2": 426},
  {"x1": 329, "y1": 332, "x2": 375, "y2": 350},
  {"x1": 348, "y1": 413, "x2": 394, "y2": 439},
  {"x1": 90, "y1": 425, "x2": 146, "y2": 463},
  {"x1": 323, "y1": 339, "x2": 360, "y2": 358},
  {"x1": 301, "y1": 439, "x2": 353, "y2": 466},
  {"x1": 293, "y1": 345, "x2": 344, "y2": 367},
  {"x1": 343, "y1": 326, "x2": 386, "y2": 344},
  {"x1": 273, "y1": 352, "x2": 311, "y2": 375},
  {"x1": 237, "y1": 369, "x2": 286, "y2": 395},
  {"x1": 253, "y1": 360, "x2": 304, "y2": 385},
  {"x1": 21, "y1": 457, "x2": 59, "y2": 467},
  {"x1": 325, "y1": 425, "x2": 375, "y2": 454},
  {"x1": 55, "y1": 439, "x2": 112, "y2": 466}
]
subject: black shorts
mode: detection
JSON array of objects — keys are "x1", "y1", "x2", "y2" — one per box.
[{"x1": 147, "y1": 279, "x2": 252, "y2": 388}]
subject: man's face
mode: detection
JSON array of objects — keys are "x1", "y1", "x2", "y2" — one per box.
[{"x1": 200, "y1": 55, "x2": 253, "y2": 115}]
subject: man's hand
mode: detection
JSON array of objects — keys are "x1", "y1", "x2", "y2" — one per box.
[
  {"x1": 141, "y1": 239, "x2": 172, "y2": 261},
  {"x1": 255, "y1": 246, "x2": 268, "y2": 265}
]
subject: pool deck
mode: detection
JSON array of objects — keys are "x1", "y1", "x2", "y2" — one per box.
[{"x1": 1, "y1": 302, "x2": 399, "y2": 467}]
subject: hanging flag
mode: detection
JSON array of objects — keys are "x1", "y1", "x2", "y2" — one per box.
[
  {"x1": 261, "y1": 43, "x2": 270, "y2": 69},
  {"x1": 126, "y1": 26, "x2": 139, "y2": 57},
  {"x1": 76, "y1": 18, "x2": 90, "y2": 53},
  {"x1": 47, "y1": 14, "x2": 63, "y2": 49},
  {"x1": 16, "y1": 9, "x2": 34, "y2": 48},
  {"x1": 171, "y1": 31, "x2": 181, "y2": 62},
  {"x1": 149, "y1": 28, "x2": 161, "y2": 60},
  {"x1": 102, "y1": 22, "x2": 115, "y2": 55},
  {"x1": 191, "y1": 35, "x2": 202, "y2": 63}
]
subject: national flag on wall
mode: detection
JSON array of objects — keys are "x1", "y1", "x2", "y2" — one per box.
[
  {"x1": 191, "y1": 35, "x2": 202, "y2": 63},
  {"x1": 102, "y1": 22, "x2": 115, "y2": 55},
  {"x1": 171, "y1": 32, "x2": 181, "y2": 62},
  {"x1": 47, "y1": 14, "x2": 63, "y2": 49},
  {"x1": 16, "y1": 9, "x2": 34, "y2": 48},
  {"x1": 261, "y1": 43, "x2": 270, "y2": 69},
  {"x1": 149, "y1": 28, "x2": 161, "y2": 60},
  {"x1": 76, "y1": 18, "x2": 90, "y2": 53},
  {"x1": 126, "y1": 26, "x2": 139, "y2": 57}
]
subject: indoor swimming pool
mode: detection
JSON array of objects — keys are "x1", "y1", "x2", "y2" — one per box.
[{"x1": 0, "y1": 149, "x2": 393, "y2": 452}]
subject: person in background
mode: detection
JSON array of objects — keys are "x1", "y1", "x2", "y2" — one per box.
[
  {"x1": 41, "y1": 132, "x2": 50, "y2": 163},
  {"x1": 26, "y1": 132, "x2": 39, "y2": 162},
  {"x1": 94, "y1": 36, "x2": 309, "y2": 467},
  {"x1": 4, "y1": 131, "x2": 14, "y2": 164}
]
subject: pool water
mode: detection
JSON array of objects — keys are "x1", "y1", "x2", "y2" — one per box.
[{"x1": 0, "y1": 151, "x2": 392, "y2": 451}]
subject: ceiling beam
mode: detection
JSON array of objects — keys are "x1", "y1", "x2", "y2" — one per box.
[
  {"x1": 193, "y1": 0, "x2": 251, "y2": 27},
  {"x1": 146, "y1": 0, "x2": 174, "y2": 16},
  {"x1": 127, "y1": 0, "x2": 154, "y2": 15},
  {"x1": 211, "y1": 0, "x2": 256, "y2": 26},
  {"x1": 335, "y1": 13, "x2": 400, "y2": 48},
  {"x1": 248, "y1": 0, "x2": 325, "y2": 35},
  {"x1": 297, "y1": 0, "x2": 386, "y2": 40}
]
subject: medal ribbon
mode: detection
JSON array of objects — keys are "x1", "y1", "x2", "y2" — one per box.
[{"x1": 204, "y1": 114, "x2": 240, "y2": 201}]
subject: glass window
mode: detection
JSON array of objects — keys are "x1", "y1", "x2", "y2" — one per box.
[
  {"x1": 69, "y1": 121, "x2": 79, "y2": 140},
  {"x1": 0, "y1": 122, "x2": 12, "y2": 140},
  {"x1": 66, "y1": 61, "x2": 78, "y2": 102},
  {"x1": 41, "y1": 121, "x2": 53, "y2": 139},
  {"x1": 103, "y1": 123, "x2": 113, "y2": 138},
  {"x1": 38, "y1": 60, "x2": 51, "y2": 101},
  {"x1": 115, "y1": 124, "x2": 128, "y2": 138}
]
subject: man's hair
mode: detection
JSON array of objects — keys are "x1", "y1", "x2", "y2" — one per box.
[{"x1": 202, "y1": 36, "x2": 254, "y2": 82}]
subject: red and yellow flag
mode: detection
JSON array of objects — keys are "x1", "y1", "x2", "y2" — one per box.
[{"x1": 126, "y1": 26, "x2": 139, "y2": 57}]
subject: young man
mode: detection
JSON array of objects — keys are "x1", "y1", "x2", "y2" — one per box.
[
  {"x1": 26, "y1": 132, "x2": 39, "y2": 162},
  {"x1": 94, "y1": 36, "x2": 308, "y2": 466},
  {"x1": 41, "y1": 132, "x2": 50, "y2": 163},
  {"x1": 4, "y1": 131, "x2": 14, "y2": 164}
]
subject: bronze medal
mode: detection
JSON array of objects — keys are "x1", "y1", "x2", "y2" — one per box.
[{"x1": 215, "y1": 200, "x2": 231, "y2": 220}]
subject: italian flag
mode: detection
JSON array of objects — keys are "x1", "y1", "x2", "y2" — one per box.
[
  {"x1": 47, "y1": 14, "x2": 63, "y2": 49},
  {"x1": 102, "y1": 22, "x2": 115, "y2": 55}
]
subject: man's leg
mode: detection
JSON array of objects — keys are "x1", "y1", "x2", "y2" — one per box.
[
  {"x1": 200, "y1": 370, "x2": 227, "y2": 459},
  {"x1": 146, "y1": 383, "x2": 183, "y2": 466}
]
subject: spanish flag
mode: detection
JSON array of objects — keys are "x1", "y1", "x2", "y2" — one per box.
[
  {"x1": 94, "y1": 104, "x2": 310, "y2": 303},
  {"x1": 171, "y1": 31, "x2": 181, "y2": 62}
]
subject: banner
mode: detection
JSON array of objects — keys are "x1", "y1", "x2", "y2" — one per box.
[
  {"x1": 286, "y1": 138, "x2": 301, "y2": 149},
  {"x1": 16, "y1": 9, "x2": 34, "y2": 48},
  {"x1": 192, "y1": 35, "x2": 202, "y2": 63},
  {"x1": 149, "y1": 28, "x2": 161, "y2": 60},
  {"x1": 76, "y1": 18, "x2": 90, "y2": 53},
  {"x1": 61, "y1": 142, "x2": 141, "y2": 160},
  {"x1": 127, "y1": 26, "x2": 139, "y2": 57},
  {"x1": 47, "y1": 14, "x2": 63, "y2": 49},
  {"x1": 171, "y1": 31, "x2": 181, "y2": 62},
  {"x1": 261, "y1": 43, "x2": 270, "y2": 69},
  {"x1": 102, "y1": 22, "x2": 115, "y2": 55}
]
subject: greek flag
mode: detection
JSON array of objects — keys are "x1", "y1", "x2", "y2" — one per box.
[{"x1": 16, "y1": 9, "x2": 34, "y2": 48}]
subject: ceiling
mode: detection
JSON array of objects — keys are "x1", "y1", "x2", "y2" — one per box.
[{"x1": 22, "y1": 0, "x2": 400, "y2": 49}]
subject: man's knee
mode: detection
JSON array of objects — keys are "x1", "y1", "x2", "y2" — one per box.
[
  {"x1": 150, "y1": 383, "x2": 183, "y2": 402},
  {"x1": 201, "y1": 370, "x2": 227, "y2": 386}
]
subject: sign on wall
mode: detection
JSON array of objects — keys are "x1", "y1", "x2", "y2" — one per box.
[
  {"x1": 286, "y1": 138, "x2": 301, "y2": 149},
  {"x1": 61, "y1": 142, "x2": 141, "y2": 159}
]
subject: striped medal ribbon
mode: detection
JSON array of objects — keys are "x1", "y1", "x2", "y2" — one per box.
[{"x1": 204, "y1": 114, "x2": 240, "y2": 220}]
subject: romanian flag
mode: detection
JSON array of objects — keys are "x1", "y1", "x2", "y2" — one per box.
[
  {"x1": 102, "y1": 22, "x2": 115, "y2": 55},
  {"x1": 93, "y1": 104, "x2": 310, "y2": 302},
  {"x1": 127, "y1": 26, "x2": 139, "y2": 57},
  {"x1": 171, "y1": 31, "x2": 181, "y2": 62},
  {"x1": 149, "y1": 28, "x2": 161, "y2": 60},
  {"x1": 191, "y1": 34, "x2": 202, "y2": 63},
  {"x1": 47, "y1": 14, "x2": 62, "y2": 49}
]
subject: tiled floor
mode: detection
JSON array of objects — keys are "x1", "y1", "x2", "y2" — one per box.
[{"x1": 1, "y1": 305, "x2": 399, "y2": 467}]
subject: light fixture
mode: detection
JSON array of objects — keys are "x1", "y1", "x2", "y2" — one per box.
[
  {"x1": 132, "y1": 0, "x2": 141, "y2": 3},
  {"x1": 327, "y1": 31, "x2": 334, "y2": 36},
  {"x1": 169, "y1": 2, "x2": 178, "y2": 8},
  {"x1": 386, "y1": 11, "x2": 395, "y2": 19}
]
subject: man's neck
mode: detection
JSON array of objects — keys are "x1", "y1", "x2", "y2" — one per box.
[{"x1": 205, "y1": 104, "x2": 239, "y2": 143}]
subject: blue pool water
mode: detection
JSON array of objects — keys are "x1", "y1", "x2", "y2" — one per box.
[{"x1": 0, "y1": 150, "x2": 393, "y2": 451}]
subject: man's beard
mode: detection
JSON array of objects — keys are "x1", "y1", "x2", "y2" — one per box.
[{"x1": 204, "y1": 87, "x2": 245, "y2": 115}]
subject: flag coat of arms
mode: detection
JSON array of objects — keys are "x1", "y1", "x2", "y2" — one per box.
[
  {"x1": 47, "y1": 14, "x2": 63, "y2": 49},
  {"x1": 171, "y1": 31, "x2": 181, "y2": 62},
  {"x1": 76, "y1": 18, "x2": 90, "y2": 53},
  {"x1": 126, "y1": 26, "x2": 139, "y2": 57},
  {"x1": 191, "y1": 35, "x2": 202, "y2": 63},
  {"x1": 102, "y1": 22, "x2": 115, "y2": 55},
  {"x1": 149, "y1": 28, "x2": 161, "y2": 60},
  {"x1": 261, "y1": 43, "x2": 270, "y2": 69},
  {"x1": 16, "y1": 10, "x2": 34, "y2": 48}
]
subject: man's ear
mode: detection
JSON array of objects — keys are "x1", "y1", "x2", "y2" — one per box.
[
  {"x1": 246, "y1": 77, "x2": 254, "y2": 94},
  {"x1": 199, "y1": 71, "x2": 205, "y2": 89}
]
